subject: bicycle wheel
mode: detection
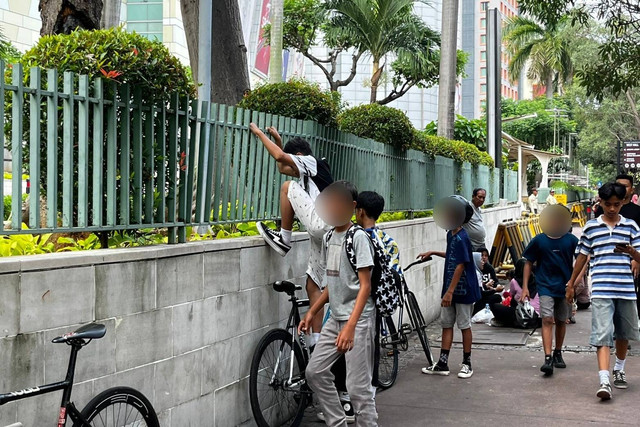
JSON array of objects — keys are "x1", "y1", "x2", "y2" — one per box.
[
  {"x1": 77, "y1": 386, "x2": 159, "y2": 427},
  {"x1": 407, "y1": 291, "x2": 434, "y2": 366},
  {"x1": 249, "y1": 329, "x2": 308, "y2": 427},
  {"x1": 377, "y1": 316, "x2": 399, "y2": 390}
]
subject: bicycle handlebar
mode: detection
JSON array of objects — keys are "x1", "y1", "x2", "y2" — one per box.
[{"x1": 404, "y1": 256, "x2": 431, "y2": 272}]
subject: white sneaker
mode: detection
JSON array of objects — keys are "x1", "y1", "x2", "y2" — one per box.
[{"x1": 458, "y1": 363, "x2": 474, "y2": 379}]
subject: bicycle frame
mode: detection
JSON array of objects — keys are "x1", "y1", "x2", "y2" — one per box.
[
  {"x1": 273, "y1": 292, "x2": 311, "y2": 390},
  {"x1": 0, "y1": 342, "x2": 90, "y2": 427}
]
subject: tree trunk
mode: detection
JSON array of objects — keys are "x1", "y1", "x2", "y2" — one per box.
[
  {"x1": 437, "y1": 0, "x2": 459, "y2": 139},
  {"x1": 100, "y1": 0, "x2": 121, "y2": 29},
  {"x1": 625, "y1": 89, "x2": 640, "y2": 140},
  {"x1": 370, "y1": 59, "x2": 382, "y2": 103},
  {"x1": 180, "y1": 0, "x2": 199, "y2": 83},
  {"x1": 269, "y1": 0, "x2": 284, "y2": 83},
  {"x1": 211, "y1": 0, "x2": 251, "y2": 104},
  {"x1": 40, "y1": 0, "x2": 103, "y2": 35},
  {"x1": 545, "y1": 73, "x2": 554, "y2": 99},
  {"x1": 181, "y1": 0, "x2": 250, "y2": 104}
]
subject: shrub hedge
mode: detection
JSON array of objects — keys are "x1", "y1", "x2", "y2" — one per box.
[
  {"x1": 337, "y1": 104, "x2": 414, "y2": 149},
  {"x1": 238, "y1": 79, "x2": 341, "y2": 127},
  {"x1": 413, "y1": 131, "x2": 494, "y2": 167}
]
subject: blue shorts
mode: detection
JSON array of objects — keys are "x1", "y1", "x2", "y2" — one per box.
[{"x1": 590, "y1": 298, "x2": 640, "y2": 347}]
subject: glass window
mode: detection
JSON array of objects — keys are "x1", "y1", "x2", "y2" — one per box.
[
  {"x1": 481, "y1": 51, "x2": 487, "y2": 61},
  {"x1": 481, "y1": 84, "x2": 487, "y2": 94},
  {"x1": 480, "y1": 34, "x2": 486, "y2": 45},
  {"x1": 127, "y1": 0, "x2": 163, "y2": 41},
  {"x1": 481, "y1": 2, "x2": 488, "y2": 11},
  {"x1": 481, "y1": 18, "x2": 486, "y2": 28},
  {"x1": 481, "y1": 67, "x2": 487, "y2": 77}
]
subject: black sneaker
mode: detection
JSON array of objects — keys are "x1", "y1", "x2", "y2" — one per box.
[
  {"x1": 597, "y1": 382, "x2": 612, "y2": 400},
  {"x1": 540, "y1": 357, "x2": 554, "y2": 376},
  {"x1": 341, "y1": 395, "x2": 355, "y2": 424},
  {"x1": 422, "y1": 363, "x2": 450, "y2": 376},
  {"x1": 613, "y1": 370, "x2": 628, "y2": 389},
  {"x1": 256, "y1": 222, "x2": 291, "y2": 256},
  {"x1": 553, "y1": 351, "x2": 566, "y2": 369}
]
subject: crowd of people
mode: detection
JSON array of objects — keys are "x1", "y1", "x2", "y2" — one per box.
[{"x1": 249, "y1": 123, "x2": 640, "y2": 425}]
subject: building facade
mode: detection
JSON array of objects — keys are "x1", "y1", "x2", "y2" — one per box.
[{"x1": 461, "y1": 0, "x2": 519, "y2": 119}]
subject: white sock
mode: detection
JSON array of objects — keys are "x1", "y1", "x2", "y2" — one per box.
[
  {"x1": 280, "y1": 229, "x2": 292, "y2": 245},
  {"x1": 599, "y1": 370, "x2": 610, "y2": 384},
  {"x1": 615, "y1": 357, "x2": 626, "y2": 372}
]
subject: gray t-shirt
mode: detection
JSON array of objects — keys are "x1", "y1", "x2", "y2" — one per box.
[
  {"x1": 322, "y1": 228, "x2": 375, "y2": 321},
  {"x1": 463, "y1": 203, "x2": 486, "y2": 250}
]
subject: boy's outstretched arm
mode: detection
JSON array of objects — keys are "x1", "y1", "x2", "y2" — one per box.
[
  {"x1": 565, "y1": 253, "x2": 589, "y2": 303},
  {"x1": 417, "y1": 250, "x2": 446, "y2": 260},
  {"x1": 336, "y1": 267, "x2": 372, "y2": 353},
  {"x1": 441, "y1": 263, "x2": 464, "y2": 307},
  {"x1": 249, "y1": 123, "x2": 298, "y2": 176}
]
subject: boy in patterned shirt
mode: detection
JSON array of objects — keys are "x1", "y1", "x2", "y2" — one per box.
[
  {"x1": 355, "y1": 191, "x2": 403, "y2": 276},
  {"x1": 567, "y1": 182, "x2": 640, "y2": 400}
]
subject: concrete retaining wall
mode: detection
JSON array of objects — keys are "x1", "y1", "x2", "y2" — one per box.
[{"x1": 0, "y1": 204, "x2": 520, "y2": 426}]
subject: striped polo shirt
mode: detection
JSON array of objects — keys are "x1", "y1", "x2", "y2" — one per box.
[{"x1": 576, "y1": 215, "x2": 640, "y2": 300}]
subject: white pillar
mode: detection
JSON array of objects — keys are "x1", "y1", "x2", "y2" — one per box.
[
  {"x1": 539, "y1": 156, "x2": 551, "y2": 188},
  {"x1": 518, "y1": 145, "x2": 523, "y2": 205}
]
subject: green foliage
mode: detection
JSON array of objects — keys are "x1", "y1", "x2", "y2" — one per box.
[
  {"x1": 108, "y1": 229, "x2": 168, "y2": 248},
  {"x1": 19, "y1": 27, "x2": 195, "y2": 98},
  {"x1": 56, "y1": 234, "x2": 101, "y2": 251},
  {"x1": 0, "y1": 29, "x2": 20, "y2": 63},
  {"x1": 424, "y1": 115, "x2": 487, "y2": 151},
  {"x1": 412, "y1": 132, "x2": 495, "y2": 167},
  {"x1": 238, "y1": 79, "x2": 341, "y2": 127},
  {"x1": 377, "y1": 210, "x2": 432, "y2": 223},
  {"x1": 338, "y1": 104, "x2": 414, "y2": 149},
  {"x1": 3, "y1": 194, "x2": 29, "y2": 221},
  {"x1": 0, "y1": 226, "x2": 54, "y2": 256}
]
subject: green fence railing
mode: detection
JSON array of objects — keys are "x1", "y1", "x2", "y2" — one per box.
[{"x1": 1, "y1": 64, "x2": 516, "y2": 242}]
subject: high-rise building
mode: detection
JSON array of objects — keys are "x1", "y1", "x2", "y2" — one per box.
[{"x1": 461, "y1": 0, "x2": 519, "y2": 119}]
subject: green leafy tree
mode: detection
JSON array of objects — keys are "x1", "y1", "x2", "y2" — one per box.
[
  {"x1": 517, "y1": 0, "x2": 640, "y2": 100},
  {"x1": 0, "y1": 28, "x2": 20, "y2": 63},
  {"x1": 503, "y1": 15, "x2": 573, "y2": 99},
  {"x1": 424, "y1": 115, "x2": 487, "y2": 151}
]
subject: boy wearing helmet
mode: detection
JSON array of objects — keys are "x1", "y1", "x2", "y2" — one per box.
[{"x1": 418, "y1": 195, "x2": 481, "y2": 378}]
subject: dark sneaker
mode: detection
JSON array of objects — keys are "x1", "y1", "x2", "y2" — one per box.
[
  {"x1": 540, "y1": 357, "x2": 554, "y2": 375},
  {"x1": 553, "y1": 352, "x2": 566, "y2": 369},
  {"x1": 597, "y1": 382, "x2": 612, "y2": 400},
  {"x1": 458, "y1": 363, "x2": 474, "y2": 379},
  {"x1": 256, "y1": 222, "x2": 291, "y2": 256},
  {"x1": 422, "y1": 363, "x2": 450, "y2": 376},
  {"x1": 613, "y1": 370, "x2": 628, "y2": 389},
  {"x1": 316, "y1": 399, "x2": 355, "y2": 424}
]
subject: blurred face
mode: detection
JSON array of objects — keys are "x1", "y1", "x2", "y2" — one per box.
[
  {"x1": 481, "y1": 251, "x2": 489, "y2": 264},
  {"x1": 617, "y1": 178, "x2": 633, "y2": 201},
  {"x1": 472, "y1": 190, "x2": 486, "y2": 208},
  {"x1": 600, "y1": 196, "x2": 624, "y2": 220},
  {"x1": 316, "y1": 186, "x2": 356, "y2": 227},
  {"x1": 540, "y1": 204, "x2": 572, "y2": 238},
  {"x1": 533, "y1": 190, "x2": 538, "y2": 195},
  {"x1": 434, "y1": 198, "x2": 466, "y2": 230}
]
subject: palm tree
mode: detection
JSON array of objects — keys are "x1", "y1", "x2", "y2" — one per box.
[
  {"x1": 327, "y1": 0, "x2": 434, "y2": 103},
  {"x1": 503, "y1": 15, "x2": 573, "y2": 99},
  {"x1": 269, "y1": 0, "x2": 284, "y2": 83}
]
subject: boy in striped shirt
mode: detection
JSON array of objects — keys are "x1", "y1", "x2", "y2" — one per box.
[{"x1": 567, "y1": 182, "x2": 640, "y2": 400}]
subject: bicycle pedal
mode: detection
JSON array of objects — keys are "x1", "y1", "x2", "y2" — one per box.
[{"x1": 400, "y1": 323, "x2": 413, "y2": 335}]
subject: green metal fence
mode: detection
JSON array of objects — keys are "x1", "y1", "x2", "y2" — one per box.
[{"x1": 1, "y1": 64, "x2": 516, "y2": 242}]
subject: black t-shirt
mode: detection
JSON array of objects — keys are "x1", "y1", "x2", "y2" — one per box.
[
  {"x1": 594, "y1": 202, "x2": 640, "y2": 227},
  {"x1": 481, "y1": 263, "x2": 498, "y2": 288}
]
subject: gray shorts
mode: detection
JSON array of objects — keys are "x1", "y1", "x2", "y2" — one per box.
[
  {"x1": 590, "y1": 298, "x2": 640, "y2": 347},
  {"x1": 539, "y1": 295, "x2": 570, "y2": 321},
  {"x1": 441, "y1": 303, "x2": 474, "y2": 330}
]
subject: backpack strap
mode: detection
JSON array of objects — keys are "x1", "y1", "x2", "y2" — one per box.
[{"x1": 343, "y1": 224, "x2": 360, "y2": 273}]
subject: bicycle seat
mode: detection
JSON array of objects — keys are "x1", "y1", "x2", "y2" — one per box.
[
  {"x1": 52, "y1": 323, "x2": 106, "y2": 344},
  {"x1": 273, "y1": 281, "x2": 301, "y2": 295}
]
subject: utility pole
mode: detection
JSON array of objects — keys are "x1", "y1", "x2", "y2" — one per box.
[
  {"x1": 269, "y1": 0, "x2": 284, "y2": 83},
  {"x1": 198, "y1": 0, "x2": 212, "y2": 100},
  {"x1": 486, "y1": 8, "x2": 502, "y2": 170},
  {"x1": 437, "y1": 0, "x2": 459, "y2": 139}
]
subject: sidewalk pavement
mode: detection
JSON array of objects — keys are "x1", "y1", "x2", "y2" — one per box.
[{"x1": 301, "y1": 308, "x2": 639, "y2": 426}]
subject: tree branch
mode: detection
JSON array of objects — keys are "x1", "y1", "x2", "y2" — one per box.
[
  {"x1": 334, "y1": 51, "x2": 363, "y2": 89},
  {"x1": 377, "y1": 80, "x2": 416, "y2": 105},
  {"x1": 625, "y1": 89, "x2": 640, "y2": 139}
]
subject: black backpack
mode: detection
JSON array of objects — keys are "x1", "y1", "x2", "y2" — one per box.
[
  {"x1": 325, "y1": 224, "x2": 401, "y2": 317},
  {"x1": 302, "y1": 157, "x2": 333, "y2": 193}
]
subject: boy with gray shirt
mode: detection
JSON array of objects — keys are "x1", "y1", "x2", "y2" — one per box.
[{"x1": 300, "y1": 181, "x2": 378, "y2": 426}]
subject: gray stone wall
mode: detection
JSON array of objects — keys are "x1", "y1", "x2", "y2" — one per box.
[{"x1": 0, "y1": 204, "x2": 520, "y2": 426}]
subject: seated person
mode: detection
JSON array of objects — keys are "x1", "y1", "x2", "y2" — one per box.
[
  {"x1": 490, "y1": 258, "x2": 541, "y2": 327},
  {"x1": 472, "y1": 250, "x2": 504, "y2": 315},
  {"x1": 480, "y1": 247, "x2": 503, "y2": 293}
]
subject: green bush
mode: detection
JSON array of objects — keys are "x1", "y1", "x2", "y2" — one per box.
[
  {"x1": 413, "y1": 131, "x2": 494, "y2": 167},
  {"x1": 424, "y1": 115, "x2": 487, "y2": 151},
  {"x1": 238, "y1": 79, "x2": 341, "y2": 127},
  {"x1": 19, "y1": 27, "x2": 195, "y2": 99},
  {"x1": 338, "y1": 104, "x2": 414, "y2": 149}
]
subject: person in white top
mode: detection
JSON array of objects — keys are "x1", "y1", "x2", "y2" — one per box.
[
  {"x1": 546, "y1": 189, "x2": 558, "y2": 205},
  {"x1": 249, "y1": 123, "x2": 333, "y2": 346},
  {"x1": 528, "y1": 189, "x2": 539, "y2": 214}
]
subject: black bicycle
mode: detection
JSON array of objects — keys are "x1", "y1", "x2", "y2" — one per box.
[
  {"x1": 376, "y1": 258, "x2": 434, "y2": 389},
  {"x1": 0, "y1": 323, "x2": 159, "y2": 427},
  {"x1": 249, "y1": 280, "x2": 311, "y2": 427}
]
